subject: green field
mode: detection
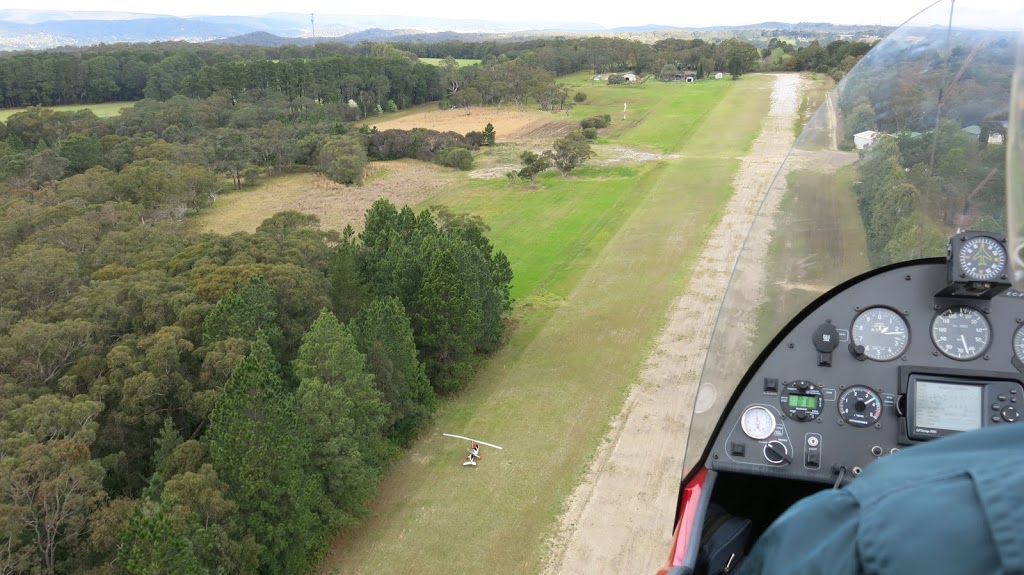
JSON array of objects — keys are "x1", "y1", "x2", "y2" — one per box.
[
  {"x1": 0, "y1": 101, "x2": 135, "y2": 122},
  {"x1": 419, "y1": 57, "x2": 482, "y2": 67},
  {"x1": 317, "y1": 74, "x2": 774, "y2": 574}
]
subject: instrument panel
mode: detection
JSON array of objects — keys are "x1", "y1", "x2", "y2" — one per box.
[{"x1": 708, "y1": 261, "x2": 1024, "y2": 485}]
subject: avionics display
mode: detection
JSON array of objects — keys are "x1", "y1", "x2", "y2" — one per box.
[
  {"x1": 914, "y1": 380, "x2": 981, "y2": 432},
  {"x1": 788, "y1": 395, "x2": 818, "y2": 408}
]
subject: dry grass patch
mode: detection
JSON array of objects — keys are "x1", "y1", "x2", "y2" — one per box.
[
  {"x1": 189, "y1": 161, "x2": 458, "y2": 235},
  {"x1": 365, "y1": 107, "x2": 576, "y2": 142}
]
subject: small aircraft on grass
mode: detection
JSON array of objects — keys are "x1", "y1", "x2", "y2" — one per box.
[{"x1": 442, "y1": 433, "x2": 503, "y2": 466}]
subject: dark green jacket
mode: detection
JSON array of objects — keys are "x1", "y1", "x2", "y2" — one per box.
[{"x1": 738, "y1": 423, "x2": 1024, "y2": 575}]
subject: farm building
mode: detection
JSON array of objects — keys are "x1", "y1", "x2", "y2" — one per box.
[
  {"x1": 854, "y1": 130, "x2": 880, "y2": 150},
  {"x1": 622, "y1": 73, "x2": 638, "y2": 82},
  {"x1": 715, "y1": 72, "x2": 724, "y2": 79},
  {"x1": 962, "y1": 125, "x2": 1004, "y2": 144}
]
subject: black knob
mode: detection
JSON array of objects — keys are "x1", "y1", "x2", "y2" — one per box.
[{"x1": 764, "y1": 441, "x2": 790, "y2": 465}]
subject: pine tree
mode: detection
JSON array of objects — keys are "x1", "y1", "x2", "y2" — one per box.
[
  {"x1": 294, "y1": 310, "x2": 390, "y2": 527},
  {"x1": 353, "y1": 297, "x2": 435, "y2": 446},
  {"x1": 201, "y1": 276, "x2": 283, "y2": 350},
  {"x1": 414, "y1": 235, "x2": 482, "y2": 393},
  {"x1": 206, "y1": 333, "x2": 321, "y2": 573}
]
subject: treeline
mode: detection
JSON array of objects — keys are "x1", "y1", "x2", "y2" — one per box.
[
  {"x1": 762, "y1": 38, "x2": 874, "y2": 80},
  {"x1": 0, "y1": 34, "x2": 850, "y2": 111},
  {"x1": 0, "y1": 187, "x2": 512, "y2": 572},
  {"x1": 854, "y1": 122, "x2": 1006, "y2": 267}
]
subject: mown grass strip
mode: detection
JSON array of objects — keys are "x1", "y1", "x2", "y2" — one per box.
[{"x1": 318, "y1": 74, "x2": 773, "y2": 574}]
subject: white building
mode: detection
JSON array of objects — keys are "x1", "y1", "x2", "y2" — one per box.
[
  {"x1": 854, "y1": 130, "x2": 880, "y2": 150},
  {"x1": 622, "y1": 73, "x2": 638, "y2": 82},
  {"x1": 715, "y1": 72, "x2": 724, "y2": 79}
]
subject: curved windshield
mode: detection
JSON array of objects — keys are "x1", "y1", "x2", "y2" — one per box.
[{"x1": 683, "y1": 0, "x2": 1022, "y2": 474}]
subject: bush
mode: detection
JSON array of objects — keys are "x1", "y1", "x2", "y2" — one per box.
[
  {"x1": 464, "y1": 131, "x2": 485, "y2": 150},
  {"x1": 438, "y1": 148, "x2": 474, "y2": 170},
  {"x1": 318, "y1": 136, "x2": 368, "y2": 185},
  {"x1": 580, "y1": 115, "x2": 611, "y2": 130},
  {"x1": 607, "y1": 74, "x2": 625, "y2": 85},
  {"x1": 386, "y1": 99, "x2": 398, "y2": 113},
  {"x1": 582, "y1": 128, "x2": 598, "y2": 139},
  {"x1": 573, "y1": 92, "x2": 587, "y2": 104}
]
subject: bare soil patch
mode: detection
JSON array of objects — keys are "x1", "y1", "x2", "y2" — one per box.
[
  {"x1": 192, "y1": 161, "x2": 457, "y2": 235},
  {"x1": 542, "y1": 74, "x2": 808, "y2": 575},
  {"x1": 365, "y1": 107, "x2": 574, "y2": 143}
]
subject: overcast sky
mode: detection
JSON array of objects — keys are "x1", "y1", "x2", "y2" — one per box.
[{"x1": 7, "y1": 0, "x2": 1019, "y2": 29}]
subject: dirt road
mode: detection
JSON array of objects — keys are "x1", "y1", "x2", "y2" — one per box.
[{"x1": 541, "y1": 74, "x2": 807, "y2": 575}]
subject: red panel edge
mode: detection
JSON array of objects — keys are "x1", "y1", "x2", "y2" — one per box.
[{"x1": 661, "y1": 467, "x2": 708, "y2": 572}]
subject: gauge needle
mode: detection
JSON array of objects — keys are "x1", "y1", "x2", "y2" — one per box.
[{"x1": 961, "y1": 335, "x2": 969, "y2": 350}]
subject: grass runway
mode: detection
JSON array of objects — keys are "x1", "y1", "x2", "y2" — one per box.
[{"x1": 316, "y1": 74, "x2": 774, "y2": 574}]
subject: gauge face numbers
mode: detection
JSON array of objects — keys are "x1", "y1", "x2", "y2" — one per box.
[
  {"x1": 931, "y1": 306, "x2": 991, "y2": 360},
  {"x1": 958, "y1": 236, "x2": 1006, "y2": 281},
  {"x1": 851, "y1": 307, "x2": 909, "y2": 361},
  {"x1": 838, "y1": 386, "x2": 883, "y2": 427},
  {"x1": 740, "y1": 405, "x2": 777, "y2": 440}
]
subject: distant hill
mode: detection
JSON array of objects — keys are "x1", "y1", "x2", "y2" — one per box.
[{"x1": 0, "y1": 9, "x2": 892, "y2": 51}]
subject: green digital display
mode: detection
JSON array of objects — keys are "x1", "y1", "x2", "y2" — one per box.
[{"x1": 788, "y1": 395, "x2": 818, "y2": 409}]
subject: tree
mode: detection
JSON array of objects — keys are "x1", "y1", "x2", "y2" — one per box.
[
  {"x1": 28, "y1": 149, "x2": 69, "y2": 190},
  {"x1": 318, "y1": 135, "x2": 368, "y2": 185},
  {"x1": 414, "y1": 235, "x2": 482, "y2": 392},
  {"x1": 550, "y1": 130, "x2": 594, "y2": 175},
  {"x1": 0, "y1": 394, "x2": 106, "y2": 575},
  {"x1": 353, "y1": 296, "x2": 435, "y2": 446},
  {"x1": 57, "y1": 133, "x2": 103, "y2": 174},
  {"x1": 211, "y1": 128, "x2": 254, "y2": 190},
  {"x1": 573, "y1": 92, "x2": 587, "y2": 104},
  {"x1": 328, "y1": 227, "x2": 368, "y2": 323},
  {"x1": 206, "y1": 334, "x2": 321, "y2": 573},
  {"x1": 518, "y1": 150, "x2": 551, "y2": 183},
  {"x1": 201, "y1": 275, "x2": 283, "y2": 352},
  {"x1": 294, "y1": 310, "x2": 390, "y2": 527},
  {"x1": 482, "y1": 122, "x2": 496, "y2": 145}
]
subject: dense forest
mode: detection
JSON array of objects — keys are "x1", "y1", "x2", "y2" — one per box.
[{"x1": 0, "y1": 32, "x2": 880, "y2": 574}]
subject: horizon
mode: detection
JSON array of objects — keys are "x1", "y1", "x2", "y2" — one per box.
[{"x1": 3, "y1": 1, "x2": 1015, "y2": 30}]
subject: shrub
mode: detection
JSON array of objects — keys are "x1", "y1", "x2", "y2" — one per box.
[
  {"x1": 464, "y1": 131, "x2": 485, "y2": 150},
  {"x1": 607, "y1": 74, "x2": 625, "y2": 85},
  {"x1": 438, "y1": 148, "x2": 474, "y2": 171},
  {"x1": 573, "y1": 92, "x2": 587, "y2": 103},
  {"x1": 580, "y1": 115, "x2": 611, "y2": 130},
  {"x1": 582, "y1": 128, "x2": 598, "y2": 139}
]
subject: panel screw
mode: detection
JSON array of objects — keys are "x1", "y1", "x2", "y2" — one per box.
[
  {"x1": 933, "y1": 351, "x2": 939, "y2": 356},
  {"x1": 934, "y1": 304, "x2": 941, "y2": 309},
  {"x1": 905, "y1": 275, "x2": 911, "y2": 281},
  {"x1": 903, "y1": 310, "x2": 910, "y2": 316},
  {"x1": 984, "y1": 355, "x2": 990, "y2": 360},
  {"x1": 788, "y1": 343, "x2": 795, "y2": 348},
  {"x1": 875, "y1": 423, "x2": 882, "y2": 429}
]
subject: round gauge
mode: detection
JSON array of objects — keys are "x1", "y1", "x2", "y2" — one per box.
[
  {"x1": 838, "y1": 386, "x2": 883, "y2": 427},
  {"x1": 930, "y1": 306, "x2": 991, "y2": 360},
  {"x1": 851, "y1": 307, "x2": 909, "y2": 361},
  {"x1": 958, "y1": 236, "x2": 1006, "y2": 281},
  {"x1": 1013, "y1": 324, "x2": 1024, "y2": 365},
  {"x1": 740, "y1": 405, "x2": 777, "y2": 440}
]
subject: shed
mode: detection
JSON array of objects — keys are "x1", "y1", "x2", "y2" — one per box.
[
  {"x1": 854, "y1": 130, "x2": 880, "y2": 150},
  {"x1": 715, "y1": 72, "x2": 724, "y2": 80},
  {"x1": 962, "y1": 125, "x2": 1003, "y2": 145},
  {"x1": 622, "y1": 73, "x2": 638, "y2": 82}
]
